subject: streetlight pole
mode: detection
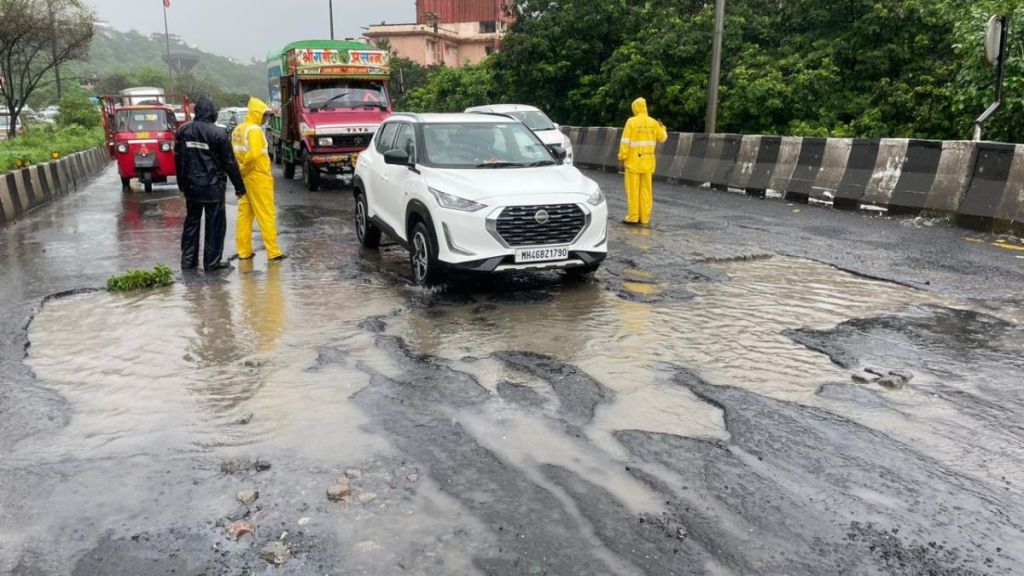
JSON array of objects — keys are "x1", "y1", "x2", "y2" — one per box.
[
  {"x1": 163, "y1": 0, "x2": 173, "y2": 87},
  {"x1": 329, "y1": 0, "x2": 335, "y2": 39},
  {"x1": 705, "y1": 0, "x2": 726, "y2": 134}
]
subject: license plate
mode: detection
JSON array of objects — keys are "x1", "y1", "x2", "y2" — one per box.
[{"x1": 514, "y1": 247, "x2": 569, "y2": 263}]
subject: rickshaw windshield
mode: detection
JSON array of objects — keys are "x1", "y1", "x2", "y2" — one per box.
[{"x1": 115, "y1": 109, "x2": 174, "y2": 133}]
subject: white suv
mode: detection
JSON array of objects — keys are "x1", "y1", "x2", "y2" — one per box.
[
  {"x1": 465, "y1": 103, "x2": 574, "y2": 165},
  {"x1": 353, "y1": 113, "x2": 607, "y2": 285}
]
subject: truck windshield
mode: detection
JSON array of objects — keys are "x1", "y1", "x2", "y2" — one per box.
[
  {"x1": 115, "y1": 109, "x2": 173, "y2": 132},
  {"x1": 304, "y1": 82, "x2": 389, "y2": 111}
]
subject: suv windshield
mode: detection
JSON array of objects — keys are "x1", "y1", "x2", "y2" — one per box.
[
  {"x1": 303, "y1": 81, "x2": 389, "y2": 110},
  {"x1": 506, "y1": 110, "x2": 556, "y2": 131},
  {"x1": 421, "y1": 122, "x2": 557, "y2": 169}
]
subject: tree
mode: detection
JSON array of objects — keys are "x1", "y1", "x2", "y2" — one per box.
[
  {"x1": 0, "y1": 0, "x2": 94, "y2": 138},
  {"x1": 55, "y1": 94, "x2": 98, "y2": 129}
]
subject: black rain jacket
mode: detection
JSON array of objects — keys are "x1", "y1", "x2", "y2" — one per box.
[{"x1": 174, "y1": 96, "x2": 246, "y2": 203}]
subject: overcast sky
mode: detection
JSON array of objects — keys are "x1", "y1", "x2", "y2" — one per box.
[{"x1": 85, "y1": 0, "x2": 412, "y2": 61}]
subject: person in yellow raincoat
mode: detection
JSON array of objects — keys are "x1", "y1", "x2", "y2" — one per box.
[
  {"x1": 618, "y1": 97, "x2": 668, "y2": 225},
  {"x1": 232, "y1": 97, "x2": 284, "y2": 261}
]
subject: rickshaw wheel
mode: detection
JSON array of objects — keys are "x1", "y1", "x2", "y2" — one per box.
[{"x1": 120, "y1": 177, "x2": 131, "y2": 192}]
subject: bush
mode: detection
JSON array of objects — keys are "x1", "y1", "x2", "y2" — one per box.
[
  {"x1": 56, "y1": 96, "x2": 101, "y2": 129},
  {"x1": 105, "y1": 265, "x2": 174, "y2": 291},
  {"x1": 0, "y1": 124, "x2": 105, "y2": 172}
]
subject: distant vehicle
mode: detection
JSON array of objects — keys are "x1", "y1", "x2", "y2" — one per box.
[
  {"x1": 465, "y1": 104, "x2": 574, "y2": 165},
  {"x1": 353, "y1": 113, "x2": 607, "y2": 286},
  {"x1": 0, "y1": 112, "x2": 25, "y2": 139},
  {"x1": 119, "y1": 87, "x2": 166, "y2": 106},
  {"x1": 266, "y1": 39, "x2": 392, "y2": 191},
  {"x1": 98, "y1": 89, "x2": 191, "y2": 192},
  {"x1": 215, "y1": 107, "x2": 248, "y2": 133}
]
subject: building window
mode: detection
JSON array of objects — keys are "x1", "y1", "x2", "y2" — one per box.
[{"x1": 480, "y1": 21, "x2": 497, "y2": 34}]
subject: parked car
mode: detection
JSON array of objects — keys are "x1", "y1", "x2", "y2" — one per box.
[
  {"x1": 465, "y1": 103, "x2": 574, "y2": 165},
  {"x1": 215, "y1": 107, "x2": 248, "y2": 133},
  {"x1": 353, "y1": 113, "x2": 607, "y2": 285},
  {"x1": 0, "y1": 112, "x2": 25, "y2": 139}
]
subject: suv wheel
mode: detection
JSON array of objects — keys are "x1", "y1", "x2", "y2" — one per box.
[
  {"x1": 410, "y1": 221, "x2": 443, "y2": 286},
  {"x1": 355, "y1": 191, "x2": 381, "y2": 248}
]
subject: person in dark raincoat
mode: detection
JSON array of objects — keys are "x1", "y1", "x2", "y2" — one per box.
[{"x1": 175, "y1": 95, "x2": 246, "y2": 271}]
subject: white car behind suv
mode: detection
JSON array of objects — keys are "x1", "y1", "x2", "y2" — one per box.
[
  {"x1": 353, "y1": 113, "x2": 607, "y2": 285},
  {"x1": 465, "y1": 104, "x2": 574, "y2": 165}
]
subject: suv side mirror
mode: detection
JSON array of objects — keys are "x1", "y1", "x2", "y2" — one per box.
[
  {"x1": 550, "y1": 145, "x2": 567, "y2": 163},
  {"x1": 384, "y1": 149, "x2": 413, "y2": 167}
]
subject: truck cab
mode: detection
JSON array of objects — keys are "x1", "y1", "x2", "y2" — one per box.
[{"x1": 267, "y1": 40, "x2": 392, "y2": 191}]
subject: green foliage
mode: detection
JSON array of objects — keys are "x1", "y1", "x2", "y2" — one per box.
[
  {"x1": 105, "y1": 265, "x2": 174, "y2": 292},
  {"x1": 401, "y1": 60, "x2": 498, "y2": 113},
  {"x1": 488, "y1": 0, "x2": 1024, "y2": 141},
  {"x1": 0, "y1": 124, "x2": 104, "y2": 172},
  {"x1": 56, "y1": 96, "x2": 100, "y2": 129}
]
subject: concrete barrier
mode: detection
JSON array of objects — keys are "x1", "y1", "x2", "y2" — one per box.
[
  {"x1": 784, "y1": 137, "x2": 827, "y2": 203},
  {"x1": 564, "y1": 127, "x2": 1024, "y2": 232},
  {"x1": 0, "y1": 146, "x2": 110, "y2": 225},
  {"x1": 957, "y1": 142, "x2": 1024, "y2": 231},
  {"x1": 768, "y1": 137, "x2": 802, "y2": 196},
  {"x1": 810, "y1": 138, "x2": 853, "y2": 203}
]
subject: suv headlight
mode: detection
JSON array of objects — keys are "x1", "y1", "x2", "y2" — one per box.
[
  {"x1": 586, "y1": 188, "x2": 605, "y2": 206},
  {"x1": 317, "y1": 137, "x2": 333, "y2": 147},
  {"x1": 428, "y1": 187, "x2": 486, "y2": 212}
]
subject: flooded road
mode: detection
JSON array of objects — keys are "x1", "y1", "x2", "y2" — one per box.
[{"x1": 2, "y1": 166, "x2": 1023, "y2": 574}]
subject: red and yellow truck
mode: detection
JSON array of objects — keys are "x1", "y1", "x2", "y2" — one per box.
[{"x1": 266, "y1": 40, "x2": 392, "y2": 191}]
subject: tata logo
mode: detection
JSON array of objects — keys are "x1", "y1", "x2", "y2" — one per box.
[
  {"x1": 354, "y1": 136, "x2": 365, "y2": 146},
  {"x1": 534, "y1": 209, "x2": 550, "y2": 224}
]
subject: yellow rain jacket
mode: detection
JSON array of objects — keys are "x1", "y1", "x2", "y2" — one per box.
[
  {"x1": 618, "y1": 97, "x2": 667, "y2": 174},
  {"x1": 232, "y1": 97, "x2": 283, "y2": 260}
]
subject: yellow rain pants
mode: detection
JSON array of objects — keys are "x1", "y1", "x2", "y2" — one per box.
[
  {"x1": 232, "y1": 97, "x2": 283, "y2": 260},
  {"x1": 618, "y1": 97, "x2": 667, "y2": 225}
]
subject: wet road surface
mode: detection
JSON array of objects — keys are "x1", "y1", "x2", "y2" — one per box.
[{"x1": 1, "y1": 164, "x2": 1023, "y2": 575}]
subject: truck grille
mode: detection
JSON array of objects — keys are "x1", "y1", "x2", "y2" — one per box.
[
  {"x1": 327, "y1": 134, "x2": 373, "y2": 148},
  {"x1": 495, "y1": 204, "x2": 585, "y2": 247}
]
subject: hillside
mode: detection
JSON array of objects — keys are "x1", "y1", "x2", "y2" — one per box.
[{"x1": 70, "y1": 26, "x2": 267, "y2": 99}]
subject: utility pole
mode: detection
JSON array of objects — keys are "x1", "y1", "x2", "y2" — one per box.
[
  {"x1": 705, "y1": 0, "x2": 726, "y2": 134},
  {"x1": 163, "y1": 0, "x2": 173, "y2": 87},
  {"x1": 48, "y1": 0, "x2": 62, "y2": 100},
  {"x1": 329, "y1": 0, "x2": 335, "y2": 39}
]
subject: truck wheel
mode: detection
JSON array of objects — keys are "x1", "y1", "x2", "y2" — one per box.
[
  {"x1": 410, "y1": 221, "x2": 444, "y2": 287},
  {"x1": 283, "y1": 160, "x2": 295, "y2": 179},
  {"x1": 303, "y1": 151, "x2": 321, "y2": 191},
  {"x1": 273, "y1": 143, "x2": 283, "y2": 165},
  {"x1": 120, "y1": 177, "x2": 131, "y2": 191},
  {"x1": 355, "y1": 190, "x2": 381, "y2": 249}
]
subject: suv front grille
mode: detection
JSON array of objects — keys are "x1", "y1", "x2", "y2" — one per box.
[
  {"x1": 495, "y1": 204, "x2": 585, "y2": 247},
  {"x1": 328, "y1": 133, "x2": 373, "y2": 148}
]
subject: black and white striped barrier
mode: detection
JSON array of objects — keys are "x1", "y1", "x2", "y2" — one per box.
[
  {"x1": 0, "y1": 147, "x2": 110, "y2": 225},
  {"x1": 563, "y1": 127, "x2": 1024, "y2": 232}
]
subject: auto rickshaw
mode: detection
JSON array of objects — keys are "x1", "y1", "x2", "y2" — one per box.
[{"x1": 99, "y1": 91, "x2": 191, "y2": 193}]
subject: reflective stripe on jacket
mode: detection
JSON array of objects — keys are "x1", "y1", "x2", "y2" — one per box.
[{"x1": 618, "y1": 97, "x2": 668, "y2": 174}]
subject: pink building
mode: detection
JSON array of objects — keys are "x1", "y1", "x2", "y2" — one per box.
[{"x1": 365, "y1": 0, "x2": 514, "y2": 67}]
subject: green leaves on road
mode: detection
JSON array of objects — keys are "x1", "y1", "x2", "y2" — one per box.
[{"x1": 105, "y1": 265, "x2": 174, "y2": 292}]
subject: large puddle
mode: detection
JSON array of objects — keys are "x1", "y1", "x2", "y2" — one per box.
[{"x1": 21, "y1": 252, "x2": 1024, "y2": 572}]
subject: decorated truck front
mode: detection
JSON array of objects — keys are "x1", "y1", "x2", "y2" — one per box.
[{"x1": 267, "y1": 40, "x2": 391, "y2": 191}]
